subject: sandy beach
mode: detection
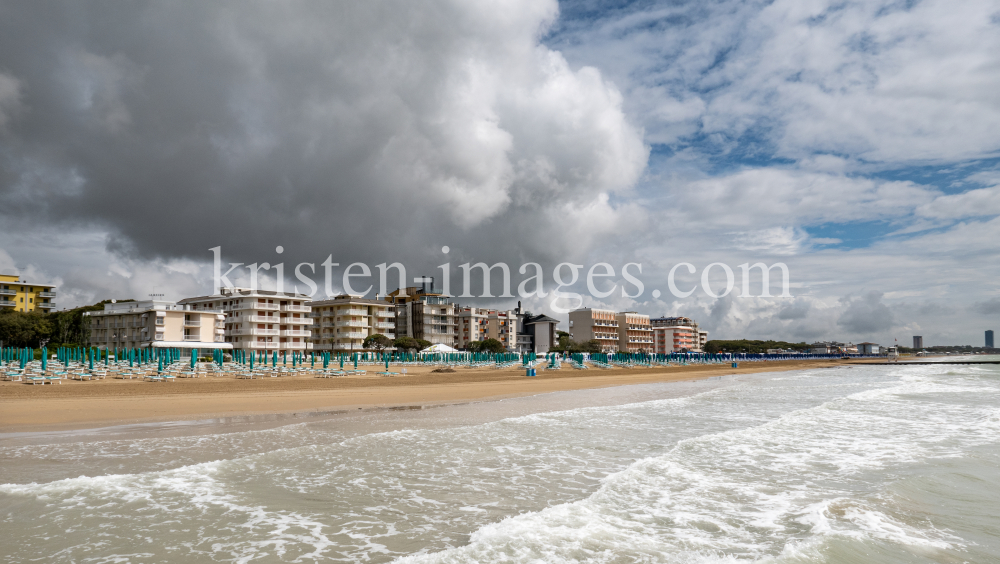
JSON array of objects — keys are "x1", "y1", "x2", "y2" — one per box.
[{"x1": 0, "y1": 359, "x2": 859, "y2": 432}]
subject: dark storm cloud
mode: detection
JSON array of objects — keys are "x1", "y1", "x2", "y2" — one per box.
[{"x1": 0, "y1": 1, "x2": 646, "y2": 275}]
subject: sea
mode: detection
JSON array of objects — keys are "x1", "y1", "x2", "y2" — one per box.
[{"x1": 1, "y1": 359, "x2": 999, "y2": 563}]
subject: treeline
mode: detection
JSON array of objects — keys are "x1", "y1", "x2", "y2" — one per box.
[
  {"x1": 552, "y1": 331, "x2": 603, "y2": 353},
  {"x1": 0, "y1": 300, "x2": 128, "y2": 348},
  {"x1": 704, "y1": 340, "x2": 811, "y2": 354}
]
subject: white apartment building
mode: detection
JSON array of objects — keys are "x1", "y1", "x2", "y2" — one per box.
[
  {"x1": 179, "y1": 288, "x2": 312, "y2": 352},
  {"x1": 457, "y1": 307, "x2": 518, "y2": 350},
  {"x1": 616, "y1": 311, "x2": 653, "y2": 353},
  {"x1": 85, "y1": 300, "x2": 227, "y2": 351},
  {"x1": 567, "y1": 308, "x2": 620, "y2": 352},
  {"x1": 308, "y1": 294, "x2": 395, "y2": 351}
]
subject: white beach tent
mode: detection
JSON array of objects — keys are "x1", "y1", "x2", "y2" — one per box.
[{"x1": 419, "y1": 344, "x2": 458, "y2": 354}]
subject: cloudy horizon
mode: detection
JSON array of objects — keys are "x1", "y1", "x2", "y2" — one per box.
[{"x1": 2, "y1": 0, "x2": 999, "y2": 347}]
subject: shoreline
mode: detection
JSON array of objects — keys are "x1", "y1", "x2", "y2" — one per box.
[{"x1": 0, "y1": 359, "x2": 867, "y2": 433}]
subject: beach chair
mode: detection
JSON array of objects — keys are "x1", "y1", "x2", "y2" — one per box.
[
  {"x1": 44, "y1": 374, "x2": 63, "y2": 384},
  {"x1": 26, "y1": 375, "x2": 47, "y2": 385}
]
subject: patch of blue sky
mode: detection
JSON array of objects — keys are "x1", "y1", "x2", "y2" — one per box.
[
  {"x1": 805, "y1": 220, "x2": 908, "y2": 250},
  {"x1": 867, "y1": 157, "x2": 1000, "y2": 194}
]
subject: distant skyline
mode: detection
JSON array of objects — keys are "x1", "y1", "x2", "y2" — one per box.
[{"x1": 1, "y1": 0, "x2": 999, "y2": 347}]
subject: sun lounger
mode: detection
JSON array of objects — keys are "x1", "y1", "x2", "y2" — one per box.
[
  {"x1": 26, "y1": 376, "x2": 47, "y2": 385},
  {"x1": 44, "y1": 375, "x2": 63, "y2": 384}
]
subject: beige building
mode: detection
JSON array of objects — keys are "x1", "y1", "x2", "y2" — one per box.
[
  {"x1": 650, "y1": 316, "x2": 707, "y2": 353},
  {"x1": 179, "y1": 288, "x2": 312, "y2": 352},
  {"x1": 457, "y1": 307, "x2": 518, "y2": 350},
  {"x1": 0, "y1": 273, "x2": 56, "y2": 313},
  {"x1": 308, "y1": 294, "x2": 395, "y2": 351},
  {"x1": 85, "y1": 300, "x2": 227, "y2": 351},
  {"x1": 388, "y1": 285, "x2": 458, "y2": 347},
  {"x1": 616, "y1": 311, "x2": 653, "y2": 353},
  {"x1": 567, "y1": 308, "x2": 620, "y2": 352}
]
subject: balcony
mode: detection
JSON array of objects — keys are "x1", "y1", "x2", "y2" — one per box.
[
  {"x1": 342, "y1": 309, "x2": 369, "y2": 316},
  {"x1": 247, "y1": 342, "x2": 280, "y2": 349},
  {"x1": 0, "y1": 300, "x2": 14, "y2": 307},
  {"x1": 183, "y1": 319, "x2": 201, "y2": 327},
  {"x1": 281, "y1": 304, "x2": 310, "y2": 313},
  {"x1": 282, "y1": 342, "x2": 309, "y2": 350},
  {"x1": 38, "y1": 291, "x2": 56, "y2": 298},
  {"x1": 254, "y1": 303, "x2": 280, "y2": 311},
  {"x1": 376, "y1": 322, "x2": 394, "y2": 329},
  {"x1": 377, "y1": 310, "x2": 394, "y2": 318},
  {"x1": 282, "y1": 317, "x2": 312, "y2": 325},
  {"x1": 337, "y1": 320, "x2": 365, "y2": 328},
  {"x1": 339, "y1": 332, "x2": 366, "y2": 339},
  {"x1": 37, "y1": 303, "x2": 56, "y2": 309},
  {"x1": 182, "y1": 335, "x2": 202, "y2": 342},
  {"x1": 0, "y1": 289, "x2": 15, "y2": 296},
  {"x1": 281, "y1": 330, "x2": 311, "y2": 337},
  {"x1": 234, "y1": 328, "x2": 279, "y2": 336},
  {"x1": 246, "y1": 315, "x2": 279, "y2": 323}
]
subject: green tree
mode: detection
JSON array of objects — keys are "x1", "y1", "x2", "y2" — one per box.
[
  {"x1": 0, "y1": 311, "x2": 52, "y2": 348},
  {"x1": 393, "y1": 336, "x2": 420, "y2": 351},
  {"x1": 704, "y1": 340, "x2": 812, "y2": 354},
  {"x1": 363, "y1": 333, "x2": 392, "y2": 351},
  {"x1": 416, "y1": 339, "x2": 432, "y2": 350},
  {"x1": 479, "y1": 338, "x2": 506, "y2": 353}
]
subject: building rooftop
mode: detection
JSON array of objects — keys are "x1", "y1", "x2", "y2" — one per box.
[
  {"x1": 311, "y1": 294, "x2": 392, "y2": 306},
  {"x1": 180, "y1": 288, "x2": 311, "y2": 302}
]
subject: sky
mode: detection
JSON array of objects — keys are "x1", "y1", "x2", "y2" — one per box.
[{"x1": 1, "y1": 0, "x2": 999, "y2": 347}]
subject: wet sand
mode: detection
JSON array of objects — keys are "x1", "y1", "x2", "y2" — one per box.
[{"x1": 0, "y1": 359, "x2": 860, "y2": 432}]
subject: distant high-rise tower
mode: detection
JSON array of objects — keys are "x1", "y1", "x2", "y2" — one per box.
[
  {"x1": 987, "y1": 330, "x2": 995, "y2": 349},
  {"x1": 913, "y1": 336, "x2": 923, "y2": 349}
]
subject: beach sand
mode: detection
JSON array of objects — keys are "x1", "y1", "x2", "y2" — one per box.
[{"x1": 0, "y1": 359, "x2": 861, "y2": 432}]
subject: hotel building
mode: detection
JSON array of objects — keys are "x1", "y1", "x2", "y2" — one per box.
[
  {"x1": 85, "y1": 300, "x2": 227, "y2": 351},
  {"x1": 0, "y1": 273, "x2": 56, "y2": 313},
  {"x1": 457, "y1": 307, "x2": 518, "y2": 351},
  {"x1": 179, "y1": 288, "x2": 312, "y2": 352},
  {"x1": 387, "y1": 284, "x2": 458, "y2": 347},
  {"x1": 567, "y1": 308, "x2": 620, "y2": 352},
  {"x1": 308, "y1": 294, "x2": 395, "y2": 351},
  {"x1": 617, "y1": 311, "x2": 653, "y2": 353},
  {"x1": 650, "y1": 316, "x2": 706, "y2": 353},
  {"x1": 515, "y1": 311, "x2": 559, "y2": 354}
]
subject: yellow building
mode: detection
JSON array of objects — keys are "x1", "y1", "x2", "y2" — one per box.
[{"x1": 0, "y1": 273, "x2": 57, "y2": 313}]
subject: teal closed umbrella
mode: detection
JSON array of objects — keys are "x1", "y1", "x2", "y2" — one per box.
[{"x1": 191, "y1": 349, "x2": 197, "y2": 369}]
